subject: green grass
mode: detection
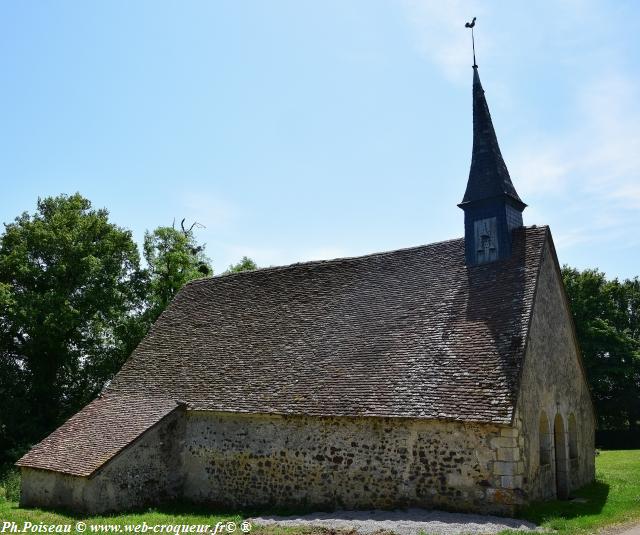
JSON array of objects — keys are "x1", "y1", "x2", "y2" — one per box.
[
  {"x1": 515, "y1": 449, "x2": 640, "y2": 534},
  {"x1": 1, "y1": 451, "x2": 638, "y2": 534},
  {"x1": 0, "y1": 498, "x2": 238, "y2": 528}
]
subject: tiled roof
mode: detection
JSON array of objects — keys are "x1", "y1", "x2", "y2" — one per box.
[
  {"x1": 17, "y1": 226, "x2": 548, "y2": 476},
  {"x1": 16, "y1": 395, "x2": 180, "y2": 476},
  {"x1": 109, "y1": 225, "x2": 547, "y2": 423}
]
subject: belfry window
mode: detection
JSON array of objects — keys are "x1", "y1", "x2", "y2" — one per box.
[{"x1": 474, "y1": 217, "x2": 498, "y2": 263}]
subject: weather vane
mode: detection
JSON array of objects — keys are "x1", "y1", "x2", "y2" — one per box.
[{"x1": 465, "y1": 17, "x2": 477, "y2": 68}]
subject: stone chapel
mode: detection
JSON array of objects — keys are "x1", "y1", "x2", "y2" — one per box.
[{"x1": 18, "y1": 63, "x2": 595, "y2": 515}]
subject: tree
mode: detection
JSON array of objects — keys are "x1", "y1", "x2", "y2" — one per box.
[
  {"x1": 0, "y1": 194, "x2": 143, "y2": 454},
  {"x1": 562, "y1": 266, "x2": 640, "y2": 430},
  {"x1": 224, "y1": 256, "x2": 258, "y2": 274},
  {"x1": 142, "y1": 220, "x2": 212, "y2": 323},
  {"x1": 0, "y1": 285, "x2": 29, "y2": 462}
]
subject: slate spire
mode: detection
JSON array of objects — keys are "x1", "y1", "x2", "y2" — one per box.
[
  {"x1": 461, "y1": 67, "x2": 525, "y2": 208},
  {"x1": 459, "y1": 65, "x2": 527, "y2": 266}
]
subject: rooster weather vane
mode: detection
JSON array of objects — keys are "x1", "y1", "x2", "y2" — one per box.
[{"x1": 465, "y1": 17, "x2": 477, "y2": 68}]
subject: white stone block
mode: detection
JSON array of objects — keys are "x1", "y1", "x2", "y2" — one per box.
[
  {"x1": 493, "y1": 461, "x2": 517, "y2": 476},
  {"x1": 491, "y1": 437, "x2": 517, "y2": 449},
  {"x1": 497, "y1": 448, "x2": 520, "y2": 462}
]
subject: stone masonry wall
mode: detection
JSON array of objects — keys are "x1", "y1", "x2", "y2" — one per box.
[
  {"x1": 22, "y1": 376, "x2": 585, "y2": 517},
  {"x1": 20, "y1": 408, "x2": 185, "y2": 513},
  {"x1": 516, "y1": 241, "x2": 596, "y2": 501},
  {"x1": 183, "y1": 411, "x2": 526, "y2": 514}
]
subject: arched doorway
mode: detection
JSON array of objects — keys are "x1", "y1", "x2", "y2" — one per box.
[{"x1": 554, "y1": 413, "x2": 569, "y2": 499}]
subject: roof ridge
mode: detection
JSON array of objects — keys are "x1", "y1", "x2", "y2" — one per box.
[
  {"x1": 190, "y1": 225, "x2": 548, "y2": 285},
  {"x1": 188, "y1": 235, "x2": 467, "y2": 285}
]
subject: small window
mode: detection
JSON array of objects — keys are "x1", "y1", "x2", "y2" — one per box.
[
  {"x1": 539, "y1": 412, "x2": 551, "y2": 465},
  {"x1": 568, "y1": 414, "x2": 578, "y2": 459}
]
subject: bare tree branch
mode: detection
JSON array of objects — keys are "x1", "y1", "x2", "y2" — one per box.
[{"x1": 180, "y1": 218, "x2": 205, "y2": 235}]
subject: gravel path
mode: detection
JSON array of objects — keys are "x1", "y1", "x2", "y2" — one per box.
[
  {"x1": 250, "y1": 508, "x2": 541, "y2": 535},
  {"x1": 612, "y1": 525, "x2": 640, "y2": 535}
]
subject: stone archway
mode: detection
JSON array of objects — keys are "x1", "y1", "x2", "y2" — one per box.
[{"x1": 554, "y1": 413, "x2": 569, "y2": 499}]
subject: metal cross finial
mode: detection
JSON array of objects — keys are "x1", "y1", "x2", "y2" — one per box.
[{"x1": 465, "y1": 17, "x2": 477, "y2": 68}]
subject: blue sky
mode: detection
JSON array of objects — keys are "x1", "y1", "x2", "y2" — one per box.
[{"x1": 1, "y1": 1, "x2": 639, "y2": 279}]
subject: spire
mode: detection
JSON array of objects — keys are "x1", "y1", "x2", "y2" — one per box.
[
  {"x1": 457, "y1": 23, "x2": 527, "y2": 266},
  {"x1": 459, "y1": 67, "x2": 525, "y2": 209}
]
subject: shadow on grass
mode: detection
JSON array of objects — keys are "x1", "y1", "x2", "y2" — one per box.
[{"x1": 518, "y1": 480, "x2": 610, "y2": 524}]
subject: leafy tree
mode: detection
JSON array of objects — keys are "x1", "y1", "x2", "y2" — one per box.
[
  {"x1": 0, "y1": 194, "x2": 143, "y2": 454},
  {"x1": 224, "y1": 256, "x2": 258, "y2": 274},
  {"x1": 0, "y1": 296, "x2": 29, "y2": 463},
  {"x1": 142, "y1": 221, "x2": 212, "y2": 323},
  {"x1": 562, "y1": 266, "x2": 640, "y2": 430}
]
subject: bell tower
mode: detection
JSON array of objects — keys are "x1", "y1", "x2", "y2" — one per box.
[{"x1": 458, "y1": 64, "x2": 526, "y2": 266}]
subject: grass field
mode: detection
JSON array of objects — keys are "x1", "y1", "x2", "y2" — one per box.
[
  {"x1": 515, "y1": 449, "x2": 640, "y2": 533},
  {"x1": 1, "y1": 450, "x2": 638, "y2": 534}
]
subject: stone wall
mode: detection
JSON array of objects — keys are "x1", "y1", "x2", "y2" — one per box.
[
  {"x1": 20, "y1": 407, "x2": 185, "y2": 513},
  {"x1": 183, "y1": 411, "x2": 524, "y2": 514},
  {"x1": 515, "y1": 240, "x2": 596, "y2": 501}
]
